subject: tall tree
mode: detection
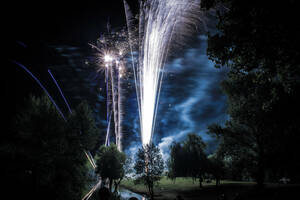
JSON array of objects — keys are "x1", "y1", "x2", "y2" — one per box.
[
  {"x1": 202, "y1": 0, "x2": 300, "y2": 185},
  {"x1": 1, "y1": 95, "x2": 98, "y2": 200},
  {"x1": 95, "y1": 144, "x2": 126, "y2": 192},
  {"x1": 168, "y1": 141, "x2": 186, "y2": 180},
  {"x1": 207, "y1": 154, "x2": 225, "y2": 186},
  {"x1": 67, "y1": 100, "x2": 98, "y2": 152},
  {"x1": 168, "y1": 134, "x2": 208, "y2": 188},
  {"x1": 183, "y1": 134, "x2": 208, "y2": 188},
  {"x1": 134, "y1": 143, "x2": 164, "y2": 200}
]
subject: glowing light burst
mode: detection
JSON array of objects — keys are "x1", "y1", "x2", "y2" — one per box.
[
  {"x1": 90, "y1": 29, "x2": 130, "y2": 151},
  {"x1": 104, "y1": 54, "x2": 113, "y2": 62},
  {"x1": 124, "y1": 0, "x2": 202, "y2": 146}
]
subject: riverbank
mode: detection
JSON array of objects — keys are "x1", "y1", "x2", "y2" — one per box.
[{"x1": 121, "y1": 177, "x2": 300, "y2": 200}]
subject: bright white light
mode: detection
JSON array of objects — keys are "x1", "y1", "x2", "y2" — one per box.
[
  {"x1": 104, "y1": 54, "x2": 113, "y2": 62},
  {"x1": 135, "y1": 0, "x2": 201, "y2": 146}
]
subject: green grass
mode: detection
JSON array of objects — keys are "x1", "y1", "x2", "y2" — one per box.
[
  {"x1": 121, "y1": 177, "x2": 256, "y2": 200},
  {"x1": 121, "y1": 177, "x2": 300, "y2": 200}
]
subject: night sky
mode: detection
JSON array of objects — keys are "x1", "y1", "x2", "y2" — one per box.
[{"x1": 6, "y1": 0, "x2": 227, "y2": 160}]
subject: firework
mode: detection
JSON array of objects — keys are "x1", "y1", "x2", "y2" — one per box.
[
  {"x1": 105, "y1": 111, "x2": 112, "y2": 146},
  {"x1": 12, "y1": 61, "x2": 66, "y2": 121},
  {"x1": 91, "y1": 29, "x2": 131, "y2": 152},
  {"x1": 124, "y1": 0, "x2": 202, "y2": 146},
  {"x1": 81, "y1": 179, "x2": 102, "y2": 200},
  {"x1": 48, "y1": 68, "x2": 97, "y2": 169},
  {"x1": 48, "y1": 69, "x2": 72, "y2": 114}
]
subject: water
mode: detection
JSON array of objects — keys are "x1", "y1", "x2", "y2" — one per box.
[{"x1": 119, "y1": 188, "x2": 148, "y2": 200}]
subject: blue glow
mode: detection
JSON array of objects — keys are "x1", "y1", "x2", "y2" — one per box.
[{"x1": 12, "y1": 61, "x2": 66, "y2": 121}]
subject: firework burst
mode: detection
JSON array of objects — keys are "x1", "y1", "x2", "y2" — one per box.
[
  {"x1": 90, "y1": 28, "x2": 133, "y2": 151},
  {"x1": 124, "y1": 0, "x2": 204, "y2": 146}
]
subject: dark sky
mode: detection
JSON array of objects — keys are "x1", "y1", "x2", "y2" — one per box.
[
  {"x1": 6, "y1": 0, "x2": 227, "y2": 159},
  {"x1": 8, "y1": 1, "x2": 129, "y2": 45},
  {"x1": 6, "y1": 0, "x2": 130, "y2": 117}
]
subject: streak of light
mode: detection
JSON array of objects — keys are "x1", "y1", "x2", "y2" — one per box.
[
  {"x1": 124, "y1": 0, "x2": 201, "y2": 146},
  {"x1": 13, "y1": 61, "x2": 96, "y2": 170},
  {"x1": 81, "y1": 179, "x2": 102, "y2": 200},
  {"x1": 12, "y1": 61, "x2": 66, "y2": 121},
  {"x1": 48, "y1": 69, "x2": 96, "y2": 169},
  {"x1": 105, "y1": 111, "x2": 112, "y2": 146},
  {"x1": 48, "y1": 69, "x2": 72, "y2": 114},
  {"x1": 84, "y1": 150, "x2": 96, "y2": 169}
]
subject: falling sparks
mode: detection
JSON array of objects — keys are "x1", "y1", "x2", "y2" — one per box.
[
  {"x1": 13, "y1": 61, "x2": 97, "y2": 170},
  {"x1": 124, "y1": 0, "x2": 202, "y2": 146},
  {"x1": 90, "y1": 28, "x2": 132, "y2": 151}
]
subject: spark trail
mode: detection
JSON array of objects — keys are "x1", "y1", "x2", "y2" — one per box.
[
  {"x1": 91, "y1": 29, "x2": 130, "y2": 151},
  {"x1": 14, "y1": 61, "x2": 96, "y2": 169},
  {"x1": 124, "y1": 0, "x2": 201, "y2": 146},
  {"x1": 110, "y1": 61, "x2": 119, "y2": 149},
  {"x1": 48, "y1": 69, "x2": 96, "y2": 169},
  {"x1": 12, "y1": 61, "x2": 66, "y2": 121},
  {"x1": 117, "y1": 62, "x2": 123, "y2": 151},
  {"x1": 48, "y1": 69, "x2": 72, "y2": 114}
]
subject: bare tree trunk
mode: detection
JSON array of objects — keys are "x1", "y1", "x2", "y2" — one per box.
[
  {"x1": 199, "y1": 176, "x2": 203, "y2": 188},
  {"x1": 147, "y1": 181, "x2": 154, "y2": 200},
  {"x1": 216, "y1": 178, "x2": 220, "y2": 187}
]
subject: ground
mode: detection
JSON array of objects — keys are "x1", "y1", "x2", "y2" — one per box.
[{"x1": 120, "y1": 177, "x2": 300, "y2": 200}]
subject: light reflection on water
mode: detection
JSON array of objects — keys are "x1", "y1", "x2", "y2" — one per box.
[{"x1": 119, "y1": 188, "x2": 148, "y2": 200}]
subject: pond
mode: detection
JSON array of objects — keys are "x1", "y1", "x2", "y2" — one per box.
[{"x1": 119, "y1": 188, "x2": 148, "y2": 200}]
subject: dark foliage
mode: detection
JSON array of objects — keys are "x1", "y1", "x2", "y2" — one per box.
[
  {"x1": 202, "y1": 0, "x2": 300, "y2": 185},
  {"x1": 168, "y1": 134, "x2": 214, "y2": 187},
  {"x1": 95, "y1": 144, "x2": 126, "y2": 192},
  {"x1": 1, "y1": 95, "x2": 98, "y2": 200}
]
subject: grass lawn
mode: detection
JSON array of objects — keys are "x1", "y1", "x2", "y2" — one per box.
[{"x1": 120, "y1": 177, "x2": 300, "y2": 200}]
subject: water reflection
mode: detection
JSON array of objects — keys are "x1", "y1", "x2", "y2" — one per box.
[{"x1": 119, "y1": 188, "x2": 148, "y2": 200}]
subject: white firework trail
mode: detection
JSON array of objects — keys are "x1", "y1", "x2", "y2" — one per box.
[
  {"x1": 105, "y1": 111, "x2": 112, "y2": 146},
  {"x1": 90, "y1": 31, "x2": 130, "y2": 151},
  {"x1": 84, "y1": 150, "x2": 96, "y2": 169},
  {"x1": 124, "y1": 0, "x2": 202, "y2": 146},
  {"x1": 81, "y1": 179, "x2": 102, "y2": 200},
  {"x1": 105, "y1": 65, "x2": 112, "y2": 147},
  {"x1": 109, "y1": 61, "x2": 120, "y2": 150},
  {"x1": 117, "y1": 61, "x2": 124, "y2": 151}
]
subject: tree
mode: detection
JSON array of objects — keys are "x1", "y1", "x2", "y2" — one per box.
[
  {"x1": 183, "y1": 134, "x2": 208, "y2": 188},
  {"x1": 168, "y1": 134, "x2": 209, "y2": 188},
  {"x1": 167, "y1": 141, "x2": 186, "y2": 181},
  {"x1": 67, "y1": 100, "x2": 99, "y2": 152},
  {"x1": 207, "y1": 154, "x2": 225, "y2": 186},
  {"x1": 134, "y1": 143, "x2": 164, "y2": 200},
  {"x1": 202, "y1": 0, "x2": 300, "y2": 185},
  {"x1": 2, "y1": 95, "x2": 98, "y2": 200},
  {"x1": 95, "y1": 144, "x2": 126, "y2": 192}
]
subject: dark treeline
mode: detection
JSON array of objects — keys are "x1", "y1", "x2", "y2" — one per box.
[
  {"x1": 169, "y1": 0, "x2": 300, "y2": 188},
  {"x1": 196, "y1": 0, "x2": 299, "y2": 186},
  {"x1": 168, "y1": 134, "x2": 224, "y2": 187},
  {"x1": 1, "y1": 95, "x2": 99, "y2": 200}
]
